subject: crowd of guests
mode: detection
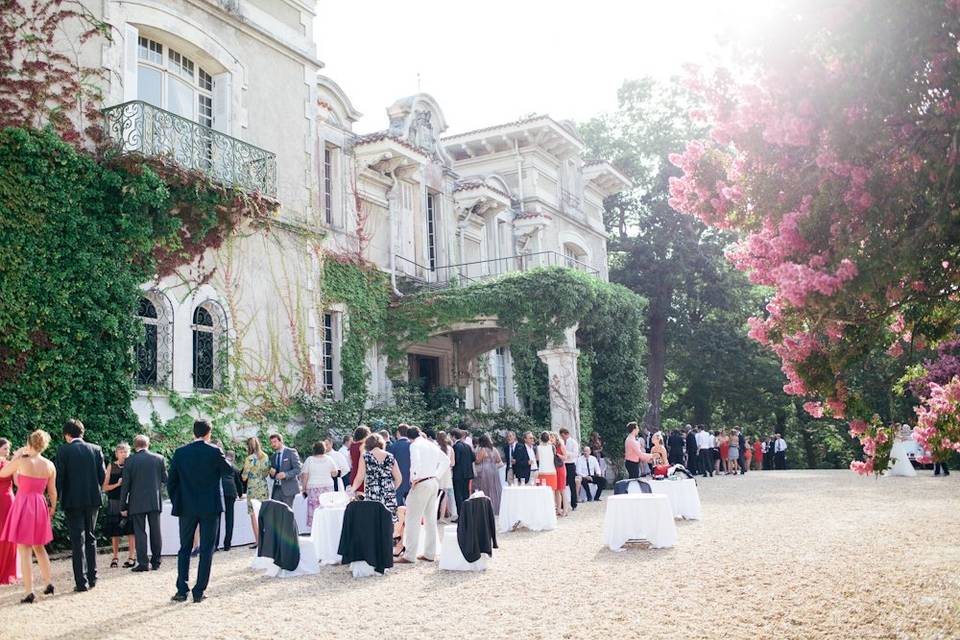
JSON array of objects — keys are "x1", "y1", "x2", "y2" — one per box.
[
  {"x1": 623, "y1": 422, "x2": 790, "y2": 478},
  {"x1": 0, "y1": 415, "x2": 793, "y2": 604}
]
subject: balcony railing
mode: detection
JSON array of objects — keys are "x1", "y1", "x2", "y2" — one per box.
[
  {"x1": 101, "y1": 100, "x2": 277, "y2": 198},
  {"x1": 395, "y1": 250, "x2": 601, "y2": 294}
]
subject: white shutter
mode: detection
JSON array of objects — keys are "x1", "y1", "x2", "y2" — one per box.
[
  {"x1": 212, "y1": 72, "x2": 232, "y2": 133},
  {"x1": 123, "y1": 24, "x2": 138, "y2": 102}
]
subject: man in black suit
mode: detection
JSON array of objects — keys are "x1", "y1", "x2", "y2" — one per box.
[
  {"x1": 502, "y1": 430, "x2": 518, "y2": 484},
  {"x1": 513, "y1": 431, "x2": 536, "y2": 484},
  {"x1": 55, "y1": 418, "x2": 106, "y2": 592},
  {"x1": 737, "y1": 429, "x2": 747, "y2": 474},
  {"x1": 667, "y1": 429, "x2": 685, "y2": 466},
  {"x1": 167, "y1": 420, "x2": 233, "y2": 603},
  {"x1": 451, "y1": 429, "x2": 475, "y2": 516},
  {"x1": 216, "y1": 444, "x2": 243, "y2": 551},
  {"x1": 685, "y1": 426, "x2": 700, "y2": 475},
  {"x1": 121, "y1": 434, "x2": 167, "y2": 571}
]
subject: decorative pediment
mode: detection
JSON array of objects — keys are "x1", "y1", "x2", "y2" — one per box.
[
  {"x1": 386, "y1": 93, "x2": 451, "y2": 164},
  {"x1": 453, "y1": 178, "x2": 511, "y2": 225}
]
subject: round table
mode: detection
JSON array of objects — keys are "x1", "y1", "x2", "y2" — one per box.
[
  {"x1": 602, "y1": 494, "x2": 677, "y2": 550},
  {"x1": 311, "y1": 505, "x2": 347, "y2": 565},
  {"x1": 497, "y1": 485, "x2": 557, "y2": 533},
  {"x1": 648, "y1": 478, "x2": 702, "y2": 520}
]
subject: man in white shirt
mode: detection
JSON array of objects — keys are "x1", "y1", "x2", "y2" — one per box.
[
  {"x1": 337, "y1": 435, "x2": 353, "y2": 482},
  {"x1": 774, "y1": 434, "x2": 788, "y2": 470},
  {"x1": 575, "y1": 446, "x2": 606, "y2": 501},
  {"x1": 559, "y1": 428, "x2": 580, "y2": 510},
  {"x1": 399, "y1": 426, "x2": 448, "y2": 564},
  {"x1": 324, "y1": 437, "x2": 350, "y2": 491},
  {"x1": 696, "y1": 427, "x2": 714, "y2": 477}
]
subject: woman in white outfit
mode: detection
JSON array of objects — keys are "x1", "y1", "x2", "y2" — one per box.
[{"x1": 437, "y1": 431, "x2": 457, "y2": 521}]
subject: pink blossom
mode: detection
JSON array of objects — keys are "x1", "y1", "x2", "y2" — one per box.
[{"x1": 803, "y1": 401, "x2": 825, "y2": 418}]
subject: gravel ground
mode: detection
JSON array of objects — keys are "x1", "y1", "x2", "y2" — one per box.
[{"x1": 1, "y1": 470, "x2": 957, "y2": 640}]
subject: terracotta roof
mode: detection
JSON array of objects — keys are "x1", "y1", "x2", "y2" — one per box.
[
  {"x1": 441, "y1": 114, "x2": 588, "y2": 143},
  {"x1": 515, "y1": 211, "x2": 552, "y2": 220},
  {"x1": 353, "y1": 131, "x2": 429, "y2": 157},
  {"x1": 453, "y1": 179, "x2": 511, "y2": 200}
]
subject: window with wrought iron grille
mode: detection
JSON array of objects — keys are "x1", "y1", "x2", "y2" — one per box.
[
  {"x1": 135, "y1": 291, "x2": 173, "y2": 388},
  {"x1": 321, "y1": 312, "x2": 335, "y2": 392},
  {"x1": 137, "y1": 35, "x2": 213, "y2": 126},
  {"x1": 426, "y1": 192, "x2": 438, "y2": 271},
  {"x1": 192, "y1": 302, "x2": 226, "y2": 391}
]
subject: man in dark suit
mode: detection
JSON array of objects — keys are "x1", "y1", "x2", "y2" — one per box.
[
  {"x1": 217, "y1": 445, "x2": 243, "y2": 551},
  {"x1": 451, "y1": 429, "x2": 475, "y2": 516},
  {"x1": 685, "y1": 426, "x2": 700, "y2": 474},
  {"x1": 737, "y1": 429, "x2": 747, "y2": 474},
  {"x1": 386, "y1": 424, "x2": 411, "y2": 506},
  {"x1": 667, "y1": 429, "x2": 685, "y2": 466},
  {"x1": 502, "y1": 430, "x2": 518, "y2": 484},
  {"x1": 167, "y1": 420, "x2": 233, "y2": 603},
  {"x1": 55, "y1": 418, "x2": 106, "y2": 592},
  {"x1": 267, "y1": 433, "x2": 301, "y2": 507},
  {"x1": 513, "y1": 431, "x2": 536, "y2": 484},
  {"x1": 121, "y1": 434, "x2": 167, "y2": 571}
]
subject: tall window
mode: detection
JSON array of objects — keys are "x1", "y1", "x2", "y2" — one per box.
[
  {"x1": 135, "y1": 298, "x2": 159, "y2": 386},
  {"x1": 323, "y1": 146, "x2": 334, "y2": 224},
  {"x1": 192, "y1": 302, "x2": 225, "y2": 391},
  {"x1": 495, "y1": 347, "x2": 508, "y2": 408},
  {"x1": 322, "y1": 312, "x2": 335, "y2": 392},
  {"x1": 137, "y1": 35, "x2": 213, "y2": 125},
  {"x1": 135, "y1": 291, "x2": 173, "y2": 388},
  {"x1": 563, "y1": 243, "x2": 587, "y2": 270},
  {"x1": 426, "y1": 192, "x2": 438, "y2": 271}
]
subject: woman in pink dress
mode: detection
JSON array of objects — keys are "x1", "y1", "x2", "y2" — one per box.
[
  {"x1": 0, "y1": 430, "x2": 57, "y2": 603},
  {"x1": 0, "y1": 438, "x2": 18, "y2": 584}
]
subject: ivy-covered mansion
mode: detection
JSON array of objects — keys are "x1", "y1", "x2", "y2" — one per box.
[{"x1": 54, "y1": 0, "x2": 643, "y2": 444}]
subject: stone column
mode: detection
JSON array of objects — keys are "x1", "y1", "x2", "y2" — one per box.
[{"x1": 537, "y1": 325, "x2": 581, "y2": 443}]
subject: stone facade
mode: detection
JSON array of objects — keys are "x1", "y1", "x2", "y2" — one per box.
[{"x1": 59, "y1": 0, "x2": 629, "y2": 440}]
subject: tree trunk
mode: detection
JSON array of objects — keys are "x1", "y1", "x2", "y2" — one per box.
[{"x1": 643, "y1": 296, "x2": 669, "y2": 429}]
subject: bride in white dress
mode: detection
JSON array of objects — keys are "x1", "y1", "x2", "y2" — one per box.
[{"x1": 885, "y1": 431, "x2": 917, "y2": 477}]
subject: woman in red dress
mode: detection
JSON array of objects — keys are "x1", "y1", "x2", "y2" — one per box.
[
  {"x1": 349, "y1": 425, "x2": 370, "y2": 493},
  {"x1": 0, "y1": 438, "x2": 19, "y2": 584},
  {"x1": 553, "y1": 433, "x2": 568, "y2": 517},
  {"x1": 0, "y1": 430, "x2": 56, "y2": 603},
  {"x1": 719, "y1": 433, "x2": 730, "y2": 474},
  {"x1": 752, "y1": 438, "x2": 764, "y2": 471}
]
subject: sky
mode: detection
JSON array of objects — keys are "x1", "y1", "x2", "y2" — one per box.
[{"x1": 315, "y1": 0, "x2": 774, "y2": 134}]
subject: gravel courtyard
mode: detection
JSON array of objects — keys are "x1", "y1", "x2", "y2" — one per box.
[{"x1": 1, "y1": 470, "x2": 957, "y2": 640}]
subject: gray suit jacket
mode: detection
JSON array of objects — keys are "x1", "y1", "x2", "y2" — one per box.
[
  {"x1": 121, "y1": 449, "x2": 168, "y2": 515},
  {"x1": 272, "y1": 447, "x2": 301, "y2": 497}
]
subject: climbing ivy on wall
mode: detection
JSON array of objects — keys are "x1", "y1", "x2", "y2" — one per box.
[
  {"x1": 319, "y1": 255, "x2": 391, "y2": 403},
  {"x1": 0, "y1": 127, "x2": 274, "y2": 449},
  {"x1": 578, "y1": 349, "x2": 595, "y2": 440}
]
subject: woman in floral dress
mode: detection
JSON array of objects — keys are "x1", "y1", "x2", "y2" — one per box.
[
  {"x1": 350, "y1": 433, "x2": 405, "y2": 555},
  {"x1": 241, "y1": 437, "x2": 270, "y2": 547}
]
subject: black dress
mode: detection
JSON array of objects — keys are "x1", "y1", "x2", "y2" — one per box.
[{"x1": 103, "y1": 462, "x2": 133, "y2": 537}]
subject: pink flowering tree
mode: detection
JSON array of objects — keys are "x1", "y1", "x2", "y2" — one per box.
[{"x1": 668, "y1": 1, "x2": 960, "y2": 474}]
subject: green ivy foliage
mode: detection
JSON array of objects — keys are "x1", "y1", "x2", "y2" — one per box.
[
  {"x1": 0, "y1": 127, "x2": 267, "y2": 451},
  {"x1": 315, "y1": 263, "x2": 647, "y2": 456}
]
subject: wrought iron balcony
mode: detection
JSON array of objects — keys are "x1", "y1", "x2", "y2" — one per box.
[
  {"x1": 101, "y1": 100, "x2": 277, "y2": 198},
  {"x1": 395, "y1": 250, "x2": 602, "y2": 294}
]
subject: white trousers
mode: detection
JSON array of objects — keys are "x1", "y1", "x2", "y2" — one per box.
[{"x1": 403, "y1": 478, "x2": 440, "y2": 562}]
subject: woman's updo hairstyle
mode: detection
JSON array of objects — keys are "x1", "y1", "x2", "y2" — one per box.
[{"x1": 28, "y1": 429, "x2": 51, "y2": 454}]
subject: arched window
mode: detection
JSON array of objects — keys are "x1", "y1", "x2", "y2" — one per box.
[
  {"x1": 137, "y1": 35, "x2": 214, "y2": 127},
  {"x1": 192, "y1": 301, "x2": 226, "y2": 391},
  {"x1": 135, "y1": 290, "x2": 173, "y2": 388},
  {"x1": 563, "y1": 242, "x2": 588, "y2": 270}
]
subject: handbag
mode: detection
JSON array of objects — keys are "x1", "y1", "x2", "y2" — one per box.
[{"x1": 653, "y1": 464, "x2": 670, "y2": 478}]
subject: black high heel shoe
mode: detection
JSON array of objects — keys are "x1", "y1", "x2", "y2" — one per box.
[
  {"x1": 43, "y1": 584, "x2": 54, "y2": 595},
  {"x1": 20, "y1": 593, "x2": 35, "y2": 604}
]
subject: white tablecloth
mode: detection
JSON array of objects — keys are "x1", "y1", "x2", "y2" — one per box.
[
  {"x1": 160, "y1": 496, "x2": 310, "y2": 556},
  {"x1": 649, "y1": 478, "x2": 702, "y2": 520},
  {"x1": 311, "y1": 505, "x2": 347, "y2": 565},
  {"x1": 603, "y1": 494, "x2": 677, "y2": 550},
  {"x1": 497, "y1": 485, "x2": 557, "y2": 533}
]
